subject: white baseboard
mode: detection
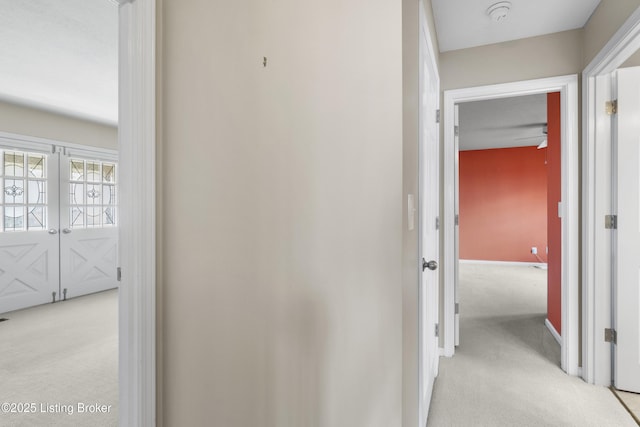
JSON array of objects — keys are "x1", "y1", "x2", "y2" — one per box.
[
  {"x1": 545, "y1": 318, "x2": 562, "y2": 345},
  {"x1": 460, "y1": 259, "x2": 547, "y2": 268},
  {"x1": 439, "y1": 347, "x2": 446, "y2": 357}
]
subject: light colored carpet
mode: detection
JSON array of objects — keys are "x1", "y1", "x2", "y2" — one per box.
[
  {"x1": 613, "y1": 389, "x2": 640, "y2": 424},
  {"x1": 0, "y1": 290, "x2": 118, "y2": 426},
  {"x1": 427, "y1": 263, "x2": 637, "y2": 427}
]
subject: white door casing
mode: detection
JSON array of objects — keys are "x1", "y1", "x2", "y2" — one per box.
[
  {"x1": 418, "y1": 4, "x2": 440, "y2": 425},
  {"x1": 614, "y1": 66, "x2": 640, "y2": 393},
  {"x1": 582, "y1": 6, "x2": 640, "y2": 387},
  {"x1": 443, "y1": 76, "x2": 580, "y2": 377}
]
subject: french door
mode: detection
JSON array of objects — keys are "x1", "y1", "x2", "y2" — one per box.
[{"x1": 0, "y1": 139, "x2": 118, "y2": 314}]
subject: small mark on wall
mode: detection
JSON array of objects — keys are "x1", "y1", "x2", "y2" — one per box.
[{"x1": 263, "y1": 57, "x2": 267, "y2": 67}]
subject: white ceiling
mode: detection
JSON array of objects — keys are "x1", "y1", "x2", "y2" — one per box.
[
  {"x1": 458, "y1": 94, "x2": 547, "y2": 151},
  {"x1": 432, "y1": 0, "x2": 601, "y2": 52},
  {"x1": 0, "y1": 0, "x2": 118, "y2": 125}
]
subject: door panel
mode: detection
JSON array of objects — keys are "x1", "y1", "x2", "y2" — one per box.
[
  {"x1": 615, "y1": 66, "x2": 640, "y2": 393},
  {"x1": 0, "y1": 148, "x2": 60, "y2": 314},
  {"x1": 59, "y1": 154, "x2": 118, "y2": 298},
  {"x1": 419, "y1": 19, "x2": 440, "y2": 425}
]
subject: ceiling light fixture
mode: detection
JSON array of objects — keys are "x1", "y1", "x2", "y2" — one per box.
[{"x1": 487, "y1": 1, "x2": 512, "y2": 22}]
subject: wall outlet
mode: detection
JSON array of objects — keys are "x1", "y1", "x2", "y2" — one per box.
[{"x1": 531, "y1": 247, "x2": 538, "y2": 255}]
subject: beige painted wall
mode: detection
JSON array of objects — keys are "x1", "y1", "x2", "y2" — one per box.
[
  {"x1": 160, "y1": 0, "x2": 403, "y2": 425},
  {"x1": 0, "y1": 100, "x2": 117, "y2": 149},
  {"x1": 440, "y1": 29, "x2": 583, "y2": 91},
  {"x1": 583, "y1": 0, "x2": 640, "y2": 67}
]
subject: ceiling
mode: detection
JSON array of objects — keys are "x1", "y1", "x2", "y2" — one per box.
[
  {"x1": 458, "y1": 94, "x2": 547, "y2": 151},
  {"x1": 0, "y1": 0, "x2": 118, "y2": 125},
  {"x1": 432, "y1": 0, "x2": 601, "y2": 52}
]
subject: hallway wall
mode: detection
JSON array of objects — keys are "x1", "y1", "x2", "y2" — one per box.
[{"x1": 160, "y1": 0, "x2": 404, "y2": 426}]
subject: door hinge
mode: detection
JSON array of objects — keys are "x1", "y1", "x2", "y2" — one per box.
[
  {"x1": 455, "y1": 214, "x2": 459, "y2": 226},
  {"x1": 606, "y1": 100, "x2": 618, "y2": 115},
  {"x1": 117, "y1": 267, "x2": 122, "y2": 282},
  {"x1": 605, "y1": 215, "x2": 617, "y2": 229},
  {"x1": 455, "y1": 302, "x2": 459, "y2": 314},
  {"x1": 435, "y1": 323, "x2": 440, "y2": 337},
  {"x1": 605, "y1": 328, "x2": 617, "y2": 344},
  {"x1": 436, "y1": 109, "x2": 441, "y2": 123},
  {"x1": 435, "y1": 216, "x2": 440, "y2": 230},
  {"x1": 454, "y1": 125, "x2": 459, "y2": 137}
]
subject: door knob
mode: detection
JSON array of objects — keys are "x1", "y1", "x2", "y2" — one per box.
[
  {"x1": 48, "y1": 229, "x2": 58, "y2": 235},
  {"x1": 422, "y1": 258, "x2": 438, "y2": 271},
  {"x1": 62, "y1": 228, "x2": 72, "y2": 234}
]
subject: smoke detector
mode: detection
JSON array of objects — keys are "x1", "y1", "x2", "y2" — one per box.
[{"x1": 487, "y1": 1, "x2": 512, "y2": 22}]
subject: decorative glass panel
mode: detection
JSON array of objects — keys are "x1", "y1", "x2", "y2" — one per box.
[
  {"x1": 86, "y1": 162, "x2": 101, "y2": 182},
  {"x1": 71, "y1": 160, "x2": 84, "y2": 181},
  {"x1": 4, "y1": 206, "x2": 24, "y2": 231},
  {"x1": 103, "y1": 163, "x2": 115, "y2": 183},
  {"x1": 69, "y1": 158, "x2": 117, "y2": 229},
  {"x1": 28, "y1": 180, "x2": 46, "y2": 204},
  {"x1": 0, "y1": 149, "x2": 48, "y2": 232},
  {"x1": 28, "y1": 155, "x2": 45, "y2": 178},
  {"x1": 102, "y1": 185, "x2": 115, "y2": 205},
  {"x1": 71, "y1": 206, "x2": 84, "y2": 227},
  {"x1": 28, "y1": 206, "x2": 45, "y2": 230},
  {"x1": 4, "y1": 152, "x2": 24, "y2": 177},
  {"x1": 4, "y1": 179, "x2": 25, "y2": 204},
  {"x1": 103, "y1": 206, "x2": 115, "y2": 225},
  {"x1": 86, "y1": 207, "x2": 100, "y2": 227}
]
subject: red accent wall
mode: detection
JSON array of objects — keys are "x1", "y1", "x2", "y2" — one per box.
[
  {"x1": 459, "y1": 146, "x2": 548, "y2": 262},
  {"x1": 547, "y1": 92, "x2": 562, "y2": 334}
]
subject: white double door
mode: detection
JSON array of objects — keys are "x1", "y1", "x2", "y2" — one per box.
[{"x1": 0, "y1": 142, "x2": 118, "y2": 314}]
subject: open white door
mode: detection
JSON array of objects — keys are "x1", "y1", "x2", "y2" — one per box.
[
  {"x1": 418, "y1": 7, "x2": 440, "y2": 424},
  {"x1": 614, "y1": 66, "x2": 640, "y2": 393}
]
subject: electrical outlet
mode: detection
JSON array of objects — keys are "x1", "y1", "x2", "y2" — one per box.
[{"x1": 531, "y1": 247, "x2": 538, "y2": 255}]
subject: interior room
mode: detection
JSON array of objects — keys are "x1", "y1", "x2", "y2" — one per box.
[{"x1": 0, "y1": 1, "x2": 119, "y2": 425}]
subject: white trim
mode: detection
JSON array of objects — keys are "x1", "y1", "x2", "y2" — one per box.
[
  {"x1": 443, "y1": 75, "x2": 580, "y2": 377},
  {"x1": 545, "y1": 318, "x2": 562, "y2": 346},
  {"x1": 118, "y1": 0, "x2": 156, "y2": 426},
  {"x1": 459, "y1": 259, "x2": 547, "y2": 268},
  {"x1": 582, "y1": 6, "x2": 640, "y2": 387},
  {"x1": 0, "y1": 130, "x2": 117, "y2": 159}
]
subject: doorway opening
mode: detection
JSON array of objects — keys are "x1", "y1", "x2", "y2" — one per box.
[
  {"x1": 456, "y1": 92, "x2": 562, "y2": 369},
  {"x1": 443, "y1": 75, "x2": 580, "y2": 377}
]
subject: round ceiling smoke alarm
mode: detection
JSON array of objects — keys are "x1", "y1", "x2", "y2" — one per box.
[{"x1": 487, "y1": 1, "x2": 512, "y2": 22}]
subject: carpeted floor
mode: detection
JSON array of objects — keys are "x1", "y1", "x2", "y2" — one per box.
[
  {"x1": 427, "y1": 263, "x2": 637, "y2": 427},
  {"x1": 0, "y1": 289, "x2": 118, "y2": 426}
]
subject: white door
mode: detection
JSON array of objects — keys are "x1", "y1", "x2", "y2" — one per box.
[
  {"x1": 0, "y1": 147, "x2": 60, "y2": 313},
  {"x1": 59, "y1": 153, "x2": 118, "y2": 298},
  {"x1": 614, "y1": 66, "x2": 640, "y2": 393},
  {"x1": 419, "y1": 13, "x2": 440, "y2": 425}
]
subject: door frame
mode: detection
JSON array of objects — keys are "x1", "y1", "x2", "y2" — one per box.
[
  {"x1": 443, "y1": 75, "x2": 580, "y2": 377},
  {"x1": 116, "y1": 0, "x2": 156, "y2": 425},
  {"x1": 418, "y1": 3, "x2": 440, "y2": 425},
  {"x1": 582, "y1": 6, "x2": 640, "y2": 386}
]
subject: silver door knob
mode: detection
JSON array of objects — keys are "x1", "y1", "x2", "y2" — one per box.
[
  {"x1": 422, "y1": 258, "x2": 438, "y2": 271},
  {"x1": 62, "y1": 228, "x2": 72, "y2": 234},
  {"x1": 48, "y1": 229, "x2": 58, "y2": 235}
]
